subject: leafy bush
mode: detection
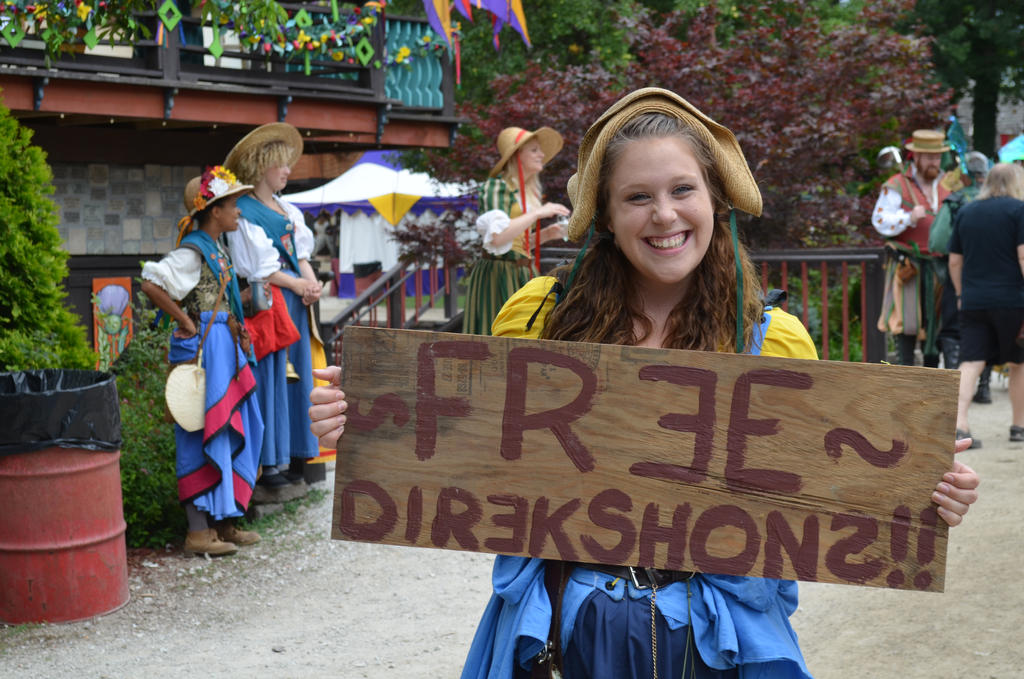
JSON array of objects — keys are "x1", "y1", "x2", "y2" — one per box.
[
  {"x1": 111, "y1": 291, "x2": 184, "y2": 548},
  {"x1": 0, "y1": 94, "x2": 94, "y2": 370},
  {"x1": 391, "y1": 208, "x2": 481, "y2": 268}
]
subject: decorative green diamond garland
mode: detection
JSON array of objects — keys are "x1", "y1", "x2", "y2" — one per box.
[{"x1": 0, "y1": 1, "x2": 446, "y2": 70}]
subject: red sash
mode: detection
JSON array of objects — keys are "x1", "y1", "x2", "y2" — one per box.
[
  {"x1": 245, "y1": 285, "x2": 300, "y2": 360},
  {"x1": 890, "y1": 172, "x2": 951, "y2": 255}
]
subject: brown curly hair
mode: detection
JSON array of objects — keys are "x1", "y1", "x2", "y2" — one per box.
[{"x1": 542, "y1": 113, "x2": 762, "y2": 352}]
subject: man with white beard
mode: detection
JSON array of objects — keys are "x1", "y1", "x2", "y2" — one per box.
[{"x1": 872, "y1": 129, "x2": 963, "y2": 367}]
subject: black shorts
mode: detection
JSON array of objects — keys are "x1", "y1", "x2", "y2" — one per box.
[{"x1": 959, "y1": 307, "x2": 1024, "y2": 365}]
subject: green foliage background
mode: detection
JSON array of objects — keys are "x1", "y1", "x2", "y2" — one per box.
[
  {"x1": 777, "y1": 267, "x2": 867, "y2": 363},
  {"x1": 0, "y1": 95, "x2": 94, "y2": 370},
  {"x1": 910, "y1": 0, "x2": 1024, "y2": 157},
  {"x1": 386, "y1": 0, "x2": 874, "y2": 106},
  {"x1": 111, "y1": 292, "x2": 184, "y2": 549},
  {"x1": 386, "y1": 0, "x2": 642, "y2": 103}
]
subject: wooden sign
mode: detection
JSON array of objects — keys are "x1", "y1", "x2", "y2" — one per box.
[{"x1": 332, "y1": 327, "x2": 959, "y2": 591}]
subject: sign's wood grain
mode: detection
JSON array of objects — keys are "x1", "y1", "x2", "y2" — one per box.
[{"x1": 331, "y1": 327, "x2": 959, "y2": 591}]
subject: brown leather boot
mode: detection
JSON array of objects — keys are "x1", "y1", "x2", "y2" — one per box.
[
  {"x1": 215, "y1": 520, "x2": 261, "y2": 546},
  {"x1": 184, "y1": 528, "x2": 238, "y2": 556}
]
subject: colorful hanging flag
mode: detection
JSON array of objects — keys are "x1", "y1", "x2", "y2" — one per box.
[
  {"x1": 420, "y1": 0, "x2": 530, "y2": 48},
  {"x1": 490, "y1": 13, "x2": 500, "y2": 50},
  {"x1": 453, "y1": 0, "x2": 474, "y2": 20},
  {"x1": 946, "y1": 115, "x2": 969, "y2": 174},
  {"x1": 422, "y1": 0, "x2": 454, "y2": 47},
  {"x1": 480, "y1": 0, "x2": 531, "y2": 47}
]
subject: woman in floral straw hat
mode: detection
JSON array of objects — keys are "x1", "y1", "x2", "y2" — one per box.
[
  {"x1": 224, "y1": 122, "x2": 322, "y2": 488},
  {"x1": 140, "y1": 166, "x2": 264, "y2": 557},
  {"x1": 308, "y1": 88, "x2": 980, "y2": 677},
  {"x1": 462, "y1": 126, "x2": 572, "y2": 335}
]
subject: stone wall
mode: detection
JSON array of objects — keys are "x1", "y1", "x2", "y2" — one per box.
[
  {"x1": 955, "y1": 96, "x2": 1024, "y2": 149},
  {"x1": 52, "y1": 162, "x2": 202, "y2": 256}
]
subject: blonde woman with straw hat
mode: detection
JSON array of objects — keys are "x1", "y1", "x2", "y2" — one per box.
[
  {"x1": 140, "y1": 166, "x2": 264, "y2": 557},
  {"x1": 308, "y1": 89, "x2": 980, "y2": 678},
  {"x1": 462, "y1": 126, "x2": 572, "y2": 335},
  {"x1": 223, "y1": 122, "x2": 321, "y2": 489}
]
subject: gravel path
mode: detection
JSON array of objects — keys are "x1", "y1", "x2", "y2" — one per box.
[{"x1": 2, "y1": 376, "x2": 1020, "y2": 679}]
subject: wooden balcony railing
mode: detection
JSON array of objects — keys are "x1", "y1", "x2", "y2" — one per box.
[{"x1": 0, "y1": 7, "x2": 454, "y2": 117}]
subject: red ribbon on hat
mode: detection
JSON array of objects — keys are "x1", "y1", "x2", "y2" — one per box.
[{"x1": 513, "y1": 129, "x2": 540, "y2": 270}]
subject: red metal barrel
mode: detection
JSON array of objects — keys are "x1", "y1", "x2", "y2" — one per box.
[{"x1": 0, "y1": 447, "x2": 129, "y2": 624}]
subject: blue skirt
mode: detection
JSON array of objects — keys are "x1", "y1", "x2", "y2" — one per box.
[
  {"x1": 171, "y1": 311, "x2": 263, "y2": 520},
  {"x1": 563, "y1": 584, "x2": 738, "y2": 678},
  {"x1": 280, "y1": 271, "x2": 319, "y2": 459},
  {"x1": 252, "y1": 345, "x2": 291, "y2": 468},
  {"x1": 461, "y1": 557, "x2": 812, "y2": 679}
]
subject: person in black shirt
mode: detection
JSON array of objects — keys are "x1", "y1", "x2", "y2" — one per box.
[{"x1": 949, "y1": 162, "x2": 1024, "y2": 444}]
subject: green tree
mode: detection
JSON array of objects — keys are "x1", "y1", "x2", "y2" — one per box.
[
  {"x1": 0, "y1": 94, "x2": 94, "y2": 370},
  {"x1": 650, "y1": 0, "x2": 870, "y2": 39},
  {"x1": 912, "y1": 0, "x2": 1024, "y2": 157}
]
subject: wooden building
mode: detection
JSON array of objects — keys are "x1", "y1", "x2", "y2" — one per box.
[{"x1": 0, "y1": 4, "x2": 459, "y2": 344}]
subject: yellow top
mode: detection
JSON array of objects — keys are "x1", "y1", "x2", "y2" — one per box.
[{"x1": 491, "y1": 276, "x2": 819, "y2": 361}]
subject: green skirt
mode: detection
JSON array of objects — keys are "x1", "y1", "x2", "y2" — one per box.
[{"x1": 462, "y1": 254, "x2": 535, "y2": 335}]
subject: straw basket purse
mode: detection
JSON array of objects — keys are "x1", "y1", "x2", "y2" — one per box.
[{"x1": 164, "y1": 275, "x2": 228, "y2": 432}]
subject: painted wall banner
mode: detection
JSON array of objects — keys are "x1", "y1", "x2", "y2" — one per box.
[
  {"x1": 91, "y1": 277, "x2": 133, "y2": 370},
  {"x1": 332, "y1": 326, "x2": 959, "y2": 592}
]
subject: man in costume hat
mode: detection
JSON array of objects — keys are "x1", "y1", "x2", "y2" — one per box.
[{"x1": 872, "y1": 129, "x2": 964, "y2": 367}]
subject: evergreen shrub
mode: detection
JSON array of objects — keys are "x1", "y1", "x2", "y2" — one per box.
[
  {"x1": 0, "y1": 94, "x2": 94, "y2": 370},
  {"x1": 112, "y1": 292, "x2": 184, "y2": 548}
]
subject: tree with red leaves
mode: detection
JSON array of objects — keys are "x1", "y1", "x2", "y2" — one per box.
[{"x1": 424, "y1": 0, "x2": 949, "y2": 249}]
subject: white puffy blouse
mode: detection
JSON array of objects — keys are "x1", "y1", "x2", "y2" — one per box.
[
  {"x1": 140, "y1": 248, "x2": 203, "y2": 301},
  {"x1": 226, "y1": 195, "x2": 315, "y2": 279}
]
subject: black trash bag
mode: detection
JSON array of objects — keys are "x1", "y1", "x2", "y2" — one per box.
[{"x1": 0, "y1": 370, "x2": 122, "y2": 456}]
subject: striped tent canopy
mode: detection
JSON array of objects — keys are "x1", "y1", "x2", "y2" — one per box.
[{"x1": 283, "y1": 150, "x2": 475, "y2": 225}]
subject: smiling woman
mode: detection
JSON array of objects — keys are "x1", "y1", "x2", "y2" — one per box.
[
  {"x1": 308, "y1": 87, "x2": 981, "y2": 679},
  {"x1": 603, "y1": 134, "x2": 717, "y2": 325}
]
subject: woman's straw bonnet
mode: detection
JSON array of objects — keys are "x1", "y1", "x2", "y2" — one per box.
[
  {"x1": 182, "y1": 166, "x2": 253, "y2": 216},
  {"x1": 224, "y1": 122, "x2": 304, "y2": 173},
  {"x1": 489, "y1": 126, "x2": 564, "y2": 178},
  {"x1": 565, "y1": 87, "x2": 762, "y2": 241}
]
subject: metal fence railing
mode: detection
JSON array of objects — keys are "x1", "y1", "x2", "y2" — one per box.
[
  {"x1": 320, "y1": 259, "x2": 460, "y2": 366},
  {"x1": 751, "y1": 248, "x2": 888, "y2": 363},
  {"x1": 316, "y1": 246, "x2": 890, "y2": 365}
]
